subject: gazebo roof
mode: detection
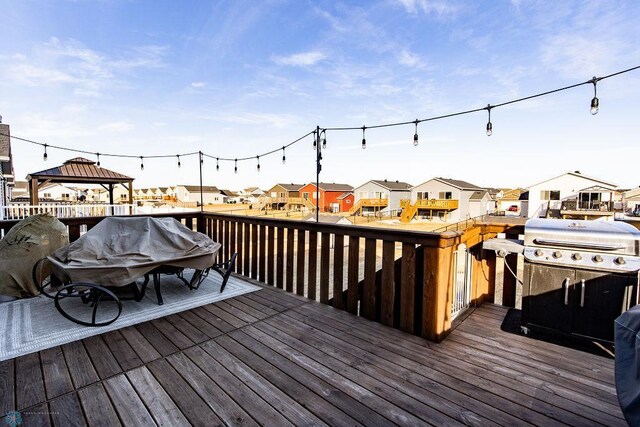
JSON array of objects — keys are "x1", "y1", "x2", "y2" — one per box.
[{"x1": 27, "y1": 157, "x2": 133, "y2": 184}]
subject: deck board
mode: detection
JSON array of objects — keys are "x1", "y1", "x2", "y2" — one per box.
[{"x1": 0, "y1": 281, "x2": 626, "y2": 426}]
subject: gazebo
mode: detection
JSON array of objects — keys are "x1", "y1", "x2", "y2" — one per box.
[{"x1": 27, "y1": 157, "x2": 134, "y2": 207}]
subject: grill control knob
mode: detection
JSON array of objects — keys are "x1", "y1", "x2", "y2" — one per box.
[
  {"x1": 593, "y1": 255, "x2": 604, "y2": 263},
  {"x1": 614, "y1": 257, "x2": 626, "y2": 265},
  {"x1": 534, "y1": 249, "x2": 544, "y2": 257},
  {"x1": 552, "y1": 251, "x2": 562, "y2": 259},
  {"x1": 572, "y1": 253, "x2": 582, "y2": 261}
]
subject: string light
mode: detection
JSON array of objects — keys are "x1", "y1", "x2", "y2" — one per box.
[
  {"x1": 216, "y1": 157, "x2": 219, "y2": 171},
  {"x1": 313, "y1": 130, "x2": 317, "y2": 150},
  {"x1": 234, "y1": 159, "x2": 238, "y2": 173},
  {"x1": 140, "y1": 156, "x2": 144, "y2": 170},
  {"x1": 256, "y1": 155, "x2": 260, "y2": 171},
  {"x1": 413, "y1": 120, "x2": 419, "y2": 146},
  {"x1": 321, "y1": 129, "x2": 327, "y2": 149},
  {"x1": 4, "y1": 66, "x2": 639, "y2": 168},
  {"x1": 590, "y1": 76, "x2": 600, "y2": 115},
  {"x1": 282, "y1": 146, "x2": 286, "y2": 164},
  {"x1": 177, "y1": 155, "x2": 181, "y2": 168},
  {"x1": 96, "y1": 153, "x2": 101, "y2": 167}
]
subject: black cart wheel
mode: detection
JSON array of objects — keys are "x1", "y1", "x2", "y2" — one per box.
[
  {"x1": 54, "y1": 283, "x2": 122, "y2": 327},
  {"x1": 32, "y1": 258, "x2": 64, "y2": 298}
]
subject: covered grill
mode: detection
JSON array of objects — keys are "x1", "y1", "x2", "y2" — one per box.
[{"x1": 521, "y1": 218, "x2": 640, "y2": 342}]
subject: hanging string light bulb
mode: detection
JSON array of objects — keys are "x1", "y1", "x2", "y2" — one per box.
[
  {"x1": 96, "y1": 153, "x2": 101, "y2": 167},
  {"x1": 590, "y1": 76, "x2": 600, "y2": 115},
  {"x1": 282, "y1": 146, "x2": 286, "y2": 164},
  {"x1": 200, "y1": 153, "x2": 204, "y2": 165},
  {"x1": 234, "y1": 159, "x2": 238, "y2": 174},
  {"x1": 177, "y1": 155, "x2": 181, "y2": 168},
  {"x1": 43, "y1": 144, "x2": 48, "y2": 161},
  {"x1": 361, "y1": 126, "x2": 367, "y2": 149},
  {"x1": 216, "y1": 157, "x2": 220, "y2": 171},
  {"x1": 140, "y1": 156, "x2": 144, "y2": 170},
  {"x1": 256, "y1": 155, "x2": 260, "y2": 171},
  {"x1": 321, "y1": 129, "x2": 327, "y2": 149},
  {"x1": 313, "y1": 130, "x2": 317, "y2": 150},
  {"x1": 413, "y1": 120, "x2": 419, "y2": 146},
  {"x1": 486, "y1": 105, "x2": 493, "y2": 136}
]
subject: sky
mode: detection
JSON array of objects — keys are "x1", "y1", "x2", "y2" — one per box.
[{"x1": 1, "y1": 0, "x2": 639, "y2": 191}]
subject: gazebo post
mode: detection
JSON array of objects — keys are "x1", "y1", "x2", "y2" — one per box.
[
  {"x1": 108, "y1": 184, "x2": 114, "y2": 216},
  {"x1": 28, "y1": 177, "x2": 39, "y2": 213},
  {"x1": 128, "y1": 181, "x2": 133, "y2": 215}
]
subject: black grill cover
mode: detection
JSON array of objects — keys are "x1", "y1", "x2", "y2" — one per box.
[{"x1": 615, "y1": 305, "x2": 640, "y2": 426}]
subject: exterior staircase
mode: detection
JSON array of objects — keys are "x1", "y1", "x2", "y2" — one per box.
[
  {"x1": 400, "y1": 203, "x2": 418, "y2": 223},
  {"x1": 349, "y1": 200, "x2": 364, "y2": 215}
]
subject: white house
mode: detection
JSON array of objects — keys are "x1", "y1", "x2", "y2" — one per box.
[
  {"x1": 496, "y1": 188, "x2": 529, "y2": 217},
  {"x1": 526, "y1": 171, "x2": 618, "y2": 218},
  {"x1": 404, "y1": 177, "x2": 487, "y2": 223},
  {"x1": 175, "y1": 185, "x2": 224, "y2": 205},
  {"x1": 351, "y1": 179, "x2": 412, "y2": 216},
  {"x1": 624, "y1": 187, "x2": 640, "y2": 215}
]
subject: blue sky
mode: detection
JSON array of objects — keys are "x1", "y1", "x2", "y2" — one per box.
[{"x1": 1, "y1": 0, "x2": 639, "y2": 190}]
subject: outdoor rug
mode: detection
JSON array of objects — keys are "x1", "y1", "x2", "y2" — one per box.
[{"x1": 0, "y1": 272, "x2": 260, "y2": 361}]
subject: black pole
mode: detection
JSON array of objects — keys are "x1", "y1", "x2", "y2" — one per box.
[
  {"x1": 315, "y1": 125, "x2": 321, "y2": 223},
  {"x1": 199, "y1": 151, "x2": 204, "y2": 213}
]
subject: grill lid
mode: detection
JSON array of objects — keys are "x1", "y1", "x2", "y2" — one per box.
[{"x1": 524, "y1": 218, "x2": 640, "y2": 256}]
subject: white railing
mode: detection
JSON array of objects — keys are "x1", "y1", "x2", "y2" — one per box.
[{"x1": 0, "y1": 203, "x2": 137, "y2": 220}]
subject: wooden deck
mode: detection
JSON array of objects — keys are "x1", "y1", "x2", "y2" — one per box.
[{"x1": 0, "y1": 280, "x2": 624, "y2": 426}]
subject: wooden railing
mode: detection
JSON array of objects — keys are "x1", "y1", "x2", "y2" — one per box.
[
  {"x1": 348, "y1": 198, "x2": 389, "y2": 215},
  {"x1": 1, "y1": 211, "x2": 478, "y2": 342}
]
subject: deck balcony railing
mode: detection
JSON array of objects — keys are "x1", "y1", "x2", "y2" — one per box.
[{"x1": 1, "y1": 211, "x2": 518, "y2": 342}]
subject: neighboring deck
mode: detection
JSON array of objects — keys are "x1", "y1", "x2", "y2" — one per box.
[{"x1": 0, "y1": 280, "x2": 624, "y2": 426}]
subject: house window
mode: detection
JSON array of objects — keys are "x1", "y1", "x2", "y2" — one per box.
[
  {"x1": 271, "y1": 192, "x2": 277, "y2": 198},
  {"x1": 540, "y1": 190, "x2": 561, "y2": 200},
  {"x1": 358, "y1": 191, "x2": 368, "y2": 199},
  {"x1": 417, "y1": 192, "x2": 429, "y2": 200},
  {"x1": 439, "y1": 191, "x2": 453, "y2": 200},
  {"x1": 43, "y1": 193, "x2": 52, "y2": 198},
  {"x1": 302, "y1": 192, "x2": 309, "y2": 199}
]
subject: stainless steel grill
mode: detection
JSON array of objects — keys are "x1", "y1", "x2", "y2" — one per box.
[{"x1": 522, "y1": 218, "x2": 640, "y2": 342}]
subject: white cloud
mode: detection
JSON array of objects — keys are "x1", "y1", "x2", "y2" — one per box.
[
  {"x1": 98, "y1": 121, "x2": 134, "y2": 132},
  {"x1": 190, "y1": 81, "x2": 206, "y2": 89},
  {"x1": 273, "y1": 51, "x2": 326, "y2": 66},
  {"x1": 396, "y1": 0, "x2": 461, "y2": 17},
  {"x1": 1, "y1": 38, "x2": 168, "y2": 97},
  {"x1": 397, "y1": 50, "x2": 425, "y2": 68},
  {"x1": 215, "y1": 112, "x2": 299, "y2": 128}
]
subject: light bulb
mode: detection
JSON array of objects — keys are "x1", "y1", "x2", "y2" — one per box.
[
  {"x1": 282, "y1": 147, "x2": 286, "y2": 164},
  {"x1": 216, "y1": 158, "x2": 219, "y2": 171},
  {"x1": 590, "y1": 97, "x2": 599, "y2": 115},
  {"x1": 43, "y1": 145, "x2": 48, "y2": 161},
  {"x1": 413, "y1": 133, "x2": 419, "y2": 146},
  {"x1": 177, "y1": 155, "x2": 181, "y2": 168},
  {"x1": 362, "y1": 138, "x2": 366, "y2": 149},
  {"x1": 486, "y1": 121, "x2": 493, "y2": 136},
  {"x1": 234, "y1": 159, "x2": 238, "y2": 174},
  {"x1": 257, "y1": 156, "x2": 260, "y2": 171},
  {"x1": 322, "y1": 137, "x2": 326, "y2": 149}
]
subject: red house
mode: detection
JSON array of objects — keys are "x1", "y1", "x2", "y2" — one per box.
[{"x1": 299, "y1": 182, "x2": 354, "y2": 213}]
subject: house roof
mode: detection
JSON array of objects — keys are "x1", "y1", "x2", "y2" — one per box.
[
  {"x1": 435, "y1": 177, "x2": 482, "y2": 190},
  {"x1": 274, "y1": 183, "x2": 305, "y2": 191},
  {"x1": 245, "y1": 186, "x2": 259, "y2": 192},
  {"x1": 369, "y1": 179, "x2": 413, "y2": 191},
  {"x1": 527, "y1": 171, "x2": 617, "y2": 189},
  {"x1": 316, "y1": 182, "x2": 354, "y2": 192},
  {"x1": 469, "y1": 190, "x2": 488, "y2": 200},
  {"x1": 28, "y1": 157, "x2": 133, "y2": 183},
  {"x1": 336, "y1": 192, "x2": 353, "y2": 200},
  {"x1": 181, "y1": 185, "x2": 220, "y2": 193},
  {"x1": 578, "y1": 185, "x2": 618, "y2": 193},
  {"x1": 219, "y1": 189, "x2": 238, "y2": 197},
  {"x1": 499, "y1": 188, "x2": 525, "y2": 200},
  {"x1": 624, "y1": 187, "x2": 640, "y2": 199}
]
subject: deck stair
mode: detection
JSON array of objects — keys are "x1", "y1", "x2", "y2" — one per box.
[
  {"x1": 400, "y1": 203, "x2": 418, "y2": 223},
  {"x1": 349, "y1": 199, "x2": 389, "y2": 216}
]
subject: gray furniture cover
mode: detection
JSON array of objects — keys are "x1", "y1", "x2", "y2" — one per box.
[
  {"x1": 615, "y1": 305, "x2": 640, "y2": 426},
  {"x1": 48, "y1": 216, "x2": 221, "y2": 287}
]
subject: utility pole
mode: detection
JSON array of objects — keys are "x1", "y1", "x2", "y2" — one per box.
[
  {"x1": 315, "y1": 126, "x2": 322, "y2": 223},
  {"x1": 199, "y1": 151, "x2": 204, "y2": 212}
]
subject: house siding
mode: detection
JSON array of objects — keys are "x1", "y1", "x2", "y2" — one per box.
[{"x1": 353, "y1": 181, "x2": 410, "y2": 214}]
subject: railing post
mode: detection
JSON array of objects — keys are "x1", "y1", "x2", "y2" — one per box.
[{"x1": 422, "y1": 233, "x2": 459, "y2": 342}]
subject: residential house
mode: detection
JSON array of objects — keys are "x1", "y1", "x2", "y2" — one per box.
[
  {"x1": 526, "y1": 171, "x2": 618, "y2": 219},
  {"x1": 219, "y1": 189, "x2": 241, "y2": 204},
  {"x1": 9, "y1": 181, "x2": 27, "y2": 201},
  {"x1": 238, "y1": 187, "x2": 266, "y2": 203},
  {"x1": 0, "y1": 121, "x2": 14, "y2": 207},
  {"x1": 351, "y1": 179, "x2": 412, "y2": 216},
  {"x1": 298, "y1": 182, "x2": 354, "y2": 213},
  {"x1": 175, "y1": 185, "x2": 224, "y2": 205},
  {"x1": 496, "y1": 188, "x2": 529, "y2": 217},
  {"x1": 402, "y1": 177, "x2": 486, "y2": 223},
  {"x1": 624, "y1": 187, "x2": 640, "y2": 215},
  {"x1": 266, "y1": 183, "x2": 305, "y2": 210}
]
